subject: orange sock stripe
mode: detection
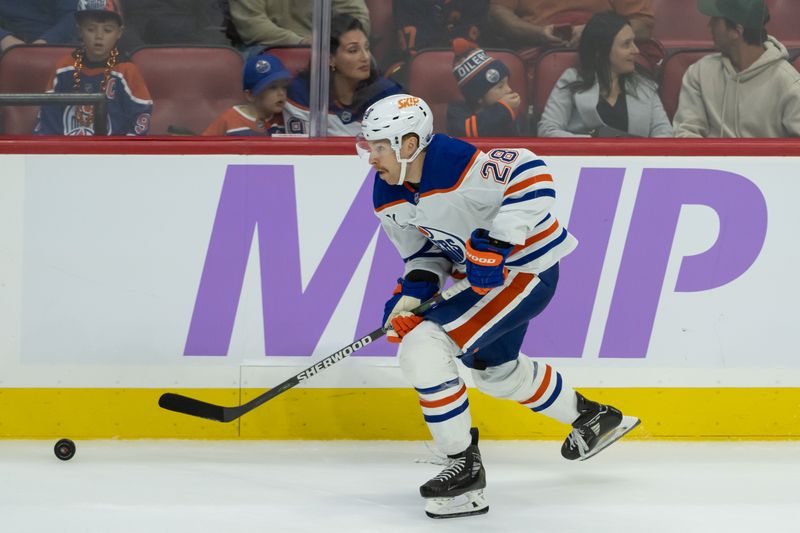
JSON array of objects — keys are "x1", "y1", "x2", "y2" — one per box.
[
  {"x1": 419, "y1": 384, "x2": 467, "y2": 408},
  {"x1": 521, "y1": 364, "x2": 552, "y2": 405},
  {"x1": 448, "y1": 273, "x2": 535, "y2": 347}
]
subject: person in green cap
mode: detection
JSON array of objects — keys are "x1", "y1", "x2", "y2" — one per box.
[{"x1": 673, "y1": 0, "x2": 800, "y2": 137}]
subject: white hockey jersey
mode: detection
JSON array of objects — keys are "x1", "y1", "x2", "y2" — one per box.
[{"x1": 373, "y1": 134, "x2": 577, "y2": 287}]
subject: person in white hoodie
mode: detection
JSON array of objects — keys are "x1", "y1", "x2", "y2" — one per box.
[{"x1": 673, "y1": 0, "x2": 800, "y2": 138}]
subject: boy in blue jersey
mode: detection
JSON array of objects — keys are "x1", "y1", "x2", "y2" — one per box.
[
  {"x1": 34, "y1": 0, "x2": 153, "y2": 136},
  {"x1": 358, "y1": 94, "x2": 640, "y2": 519}
]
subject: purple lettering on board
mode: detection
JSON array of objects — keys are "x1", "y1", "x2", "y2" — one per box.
[
  {"x1": 600, "y1": 168, "x2": 768, "y2": 358},
  {"x1": 184, "y1": 165, "x2": 380, "y2": 356},
  {"x1": 522, "y1": 167, "x2": 625, "y2": 358}
]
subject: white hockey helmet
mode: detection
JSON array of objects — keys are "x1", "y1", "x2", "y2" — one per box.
[{"x1": 358, "y1": 94, "x2": 434, "y2": 184}]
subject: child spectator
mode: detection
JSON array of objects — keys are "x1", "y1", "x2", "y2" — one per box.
[
  {"x1": 34, "y1": 0, "x2": 153, "y2": 136},
  {"x1": 446, "y1": 39, "x2": 521, "y2": 137},
  {"x1": 0, "y1": 0, "x2": 77, "y2": 52},
  {"x1": 538, "y1": 11, "x2": 671, "y2": 137},
  {"x1": 203, "y1": 54, "x2": 291, "y2": 136},
  {"x1": 673, "y1": 0, "x2": 800, "y2": 138},
  {"x1": 284, "y1": 14, "x2": 403, "y2": 136}
]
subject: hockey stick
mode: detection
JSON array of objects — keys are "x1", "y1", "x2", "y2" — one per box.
[{"x1": 158, "y1": 278, "x2": 471, "y2": 423}]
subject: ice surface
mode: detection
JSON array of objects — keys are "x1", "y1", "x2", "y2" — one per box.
[{"x1": 1, "y1": 440, "x2": 797, "y2": 532}]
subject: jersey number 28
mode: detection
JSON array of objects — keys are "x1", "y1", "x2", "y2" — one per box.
[{"x1": 480, "y1": 149, "x2": 519, "y2": 184}]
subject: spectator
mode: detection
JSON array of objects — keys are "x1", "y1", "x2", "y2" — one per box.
[
  {"x1": 34, "y1": 0, "x2": 153, "y2": 136},
  {"x1": 538, "y1": 11, "x2": 671, "y2": 137},
  {"x1": 0, "y1": 0, "x2": 77, "y2": 52},
  {"x1": 230, "y1": 0, "x2": 369, "y2": 51},
  {"x1": 673, "y1": 0, "x2": 800, "y2": 138},
  {"x1": 394, "y1": 0, "x2": 489, "y2": 56},
  {"x1": 203, "y1": 54, "x2": 291, "y2": 136},
  {"x1": 446, "y1": 39, "x2": 521, "y2": 137},
  {"x1": 118, "y1": 0, "x2": 228, "y2": 48},
  {"x1": 283, "y1": 14, "x2": 403, "y2": 136},
  {"x1": 488, "y1": 0, "x2": 654, "y2": 49}
]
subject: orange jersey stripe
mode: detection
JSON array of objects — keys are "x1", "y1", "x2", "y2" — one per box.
[
  {"x1": 503, "y1": 174, "x2": 553, "y2": 197},
  {"x1": 448, "y1": 272, "x2": 535, "y2": 347},
  {"x1": 374, "y1": 198, "x2": 408, "y2": 213},
  {"x1": 419, "y1": 384, "x2": 467, "y2": 408},
  {"x1": 511, "y1": 220, "x2": 560, "y2": 255},
  {"x1": 520, "y1": 365, "x2": 552, "y2": 405}
]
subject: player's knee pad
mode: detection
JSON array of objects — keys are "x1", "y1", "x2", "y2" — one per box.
[
  {"x1": 471, "y1": 355, "x2": 534, "y2": 401},
  {"x1": 397, "y1": 320, "x2": 461, "y2": 388}
]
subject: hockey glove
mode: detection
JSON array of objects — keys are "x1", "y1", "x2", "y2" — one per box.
[
  {"x1": 465, "y1": 229, "x2": 513, "y2": 295},
  {"x1": 383, "y1": 276, "x2": 438, "y2": 343}
]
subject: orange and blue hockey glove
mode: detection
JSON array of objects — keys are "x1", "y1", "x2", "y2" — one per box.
[
  {"x1": 382, "y1": 275, "x2": 438, "y2": 343},
  {"x1": 465, "y1": 229, "x2": 513, "y2": 295}
]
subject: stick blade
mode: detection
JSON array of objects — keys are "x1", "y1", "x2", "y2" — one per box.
[{"x1": 158, "y1": 393, "x2": 228, "y2": 422}]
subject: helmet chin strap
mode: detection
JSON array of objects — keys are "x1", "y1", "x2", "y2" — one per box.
[
  {"x1": 394, "y1": 145, "x2": 425, "y2": 186},
  {"x1": 398, "y1": 160, "x2": 409, "y2": 185}
]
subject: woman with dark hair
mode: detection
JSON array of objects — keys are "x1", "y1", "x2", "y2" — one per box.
[
  {"x1": 283, "y1": 15, "x2": 404, "y2": 136},
  {"x1": 537, "y1": 11, "x2": 671, "y2": 137}
]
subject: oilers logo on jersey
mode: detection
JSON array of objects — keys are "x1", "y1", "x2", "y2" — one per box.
[{"x1": 416, "y1": 226, "x2": 466, "y2": 264}]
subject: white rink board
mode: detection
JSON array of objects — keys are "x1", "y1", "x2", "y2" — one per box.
[{"x1": 1, "y1": 154, "x2": 798, "y2": 387}]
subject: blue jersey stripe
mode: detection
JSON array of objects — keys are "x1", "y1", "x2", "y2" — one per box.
[
  {"x1": 416, "y1": 377, "x2": 461, "y2": 395},
  {"x1": 532, "y1": 373, "x2": 562, "y2": 412},
  {"x1": 509, "y1": 159, "x2": 547, "y2": 182},
  {"x1": 501, "y1": 188, "x2": 555, "y2": 206},
  {"x1": 423, "y1": 399, "x2": 470, "y2": 423},
  {"x1": 535, "y1": 213, "x2": 552, "y2": 227},
  {"x1": 506, "y1": 229, "x2": 568, "y2": 267}
]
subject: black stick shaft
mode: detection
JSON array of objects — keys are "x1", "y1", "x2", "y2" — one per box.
[{"x1": 159, "y1": 279, "x2": 470, "y2": 422}]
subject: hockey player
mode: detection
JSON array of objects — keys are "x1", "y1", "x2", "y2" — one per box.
[
  {"x1": 358, "y1": 94, "x2": 640, "y2": 519},
  {"x1": 34, "y1": 0, "x2": 152, "y2": 136},
  {"x1": 203, "y1": 53, "x2": 290, "y2": 136}
]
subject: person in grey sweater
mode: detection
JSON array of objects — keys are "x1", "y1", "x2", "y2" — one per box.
[
  {"x1": 673, "y1": 0, "x2": 800, "y2": 138},
  {"x1": 538, "y1": 11, "x2": 672, "y2": 137}
]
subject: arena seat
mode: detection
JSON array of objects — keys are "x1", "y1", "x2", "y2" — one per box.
[
  {"x1": 766, "y1": 0, "x2": 800, "y2": 48},
  {"x1": 651, "y1": 0, "x2": 713, "y2": 50},
  {"x1": 659, "y1": 49, "x2": 715, "y2": 120},
  {"x1": 131, "y1": 46, "x2": 243, "y2": 135},
  {"x1": 0, "y1": 45, "x2": 74, "y2": 134},
  {"x1": 407, "y1": 48, "x2": 527, "y2": 134},
  {"x1": 531, "y1": 49, "x2": 578, "y2": 116},
  {"x1": 365, "y1": 0, "x2": 395, "y2": 66},
  {"x1": 263, "y1": 46, "x2": 311, "y2": 75}
]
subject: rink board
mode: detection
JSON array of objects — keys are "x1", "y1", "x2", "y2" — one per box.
[{"x1": 2, "y1": 140, "x2": 800, "y2": 439}]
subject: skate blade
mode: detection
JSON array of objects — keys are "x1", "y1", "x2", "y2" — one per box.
[
  {"x1": 579, "y1": 415, "x2": 641, "y2": 462},
  {"x1": 424, "y1": 489, "x2": 489, "y2": 519}
]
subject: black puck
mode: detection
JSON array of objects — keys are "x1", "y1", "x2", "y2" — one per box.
[{"x1": 54, "y1": 438, "x2": 76, "y2": 461}]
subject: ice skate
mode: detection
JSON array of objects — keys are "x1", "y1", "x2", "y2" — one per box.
[
  {"x1": 561, "y1": 393, "x2": 640, "y2": 461},
  {"x1": 421, "y1": 427, "x2": 489, "y2": 519}
]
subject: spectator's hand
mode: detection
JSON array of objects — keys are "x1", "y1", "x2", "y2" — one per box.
[
  {"x1": 1, "y1": 35, "x2": 24, "y2": 52},
  {"x1": 32, "y1": 39, "x2": 47, "y2": 45},
  {"x1": 568, "y1": 25, "x2": 585, "y2": 48},
  {"x1": 540, "y1": 25, "x2": 569, "y2": 47},
  {"x1": 500, "y1": 92, "x2": 521, "y2": 113}
]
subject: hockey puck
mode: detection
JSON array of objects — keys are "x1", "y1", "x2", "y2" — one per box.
[{"x1": 54, "y1": 438, "x2": 76, "y2": 461}]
